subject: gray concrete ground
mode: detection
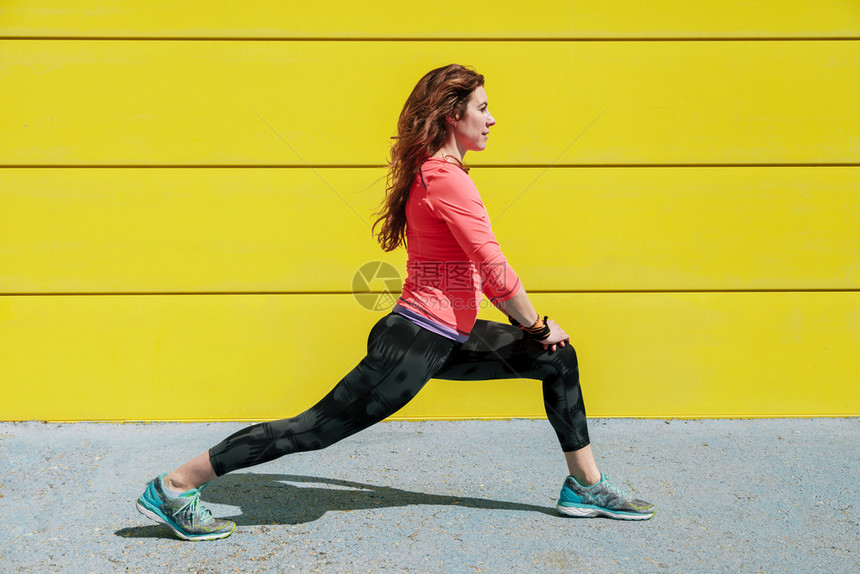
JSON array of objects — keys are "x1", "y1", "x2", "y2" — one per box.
[{"x1": 0, "y1": 418, "x2": 857, "y2": 573}]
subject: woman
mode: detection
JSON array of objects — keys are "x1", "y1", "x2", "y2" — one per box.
[{"x1": 136, "y1": 64, "x2": 655, "y2": 541}]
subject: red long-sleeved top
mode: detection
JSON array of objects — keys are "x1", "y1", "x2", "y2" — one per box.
[{"x1": 394, "y1": 158, "x2": 521, "y2": 342}]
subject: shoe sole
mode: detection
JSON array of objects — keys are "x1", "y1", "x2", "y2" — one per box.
[
  {"x1": 136, "y1": 499, "x2": 236, "y2": 541},
  {"x1": 556, "y1": 502, "x2": 655, "y2": 521}
]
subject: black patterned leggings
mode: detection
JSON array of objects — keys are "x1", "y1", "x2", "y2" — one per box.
[{"x1": 208, "y1": 313, "x2": 590, "y2": 476}]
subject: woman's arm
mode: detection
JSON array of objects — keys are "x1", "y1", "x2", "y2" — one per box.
[
  {"x1": 427, "y1": 168, "x2": 570, "y2": 351},
  {"x1": 495, "y1": 285, "x2": 570, "y2": 352}
]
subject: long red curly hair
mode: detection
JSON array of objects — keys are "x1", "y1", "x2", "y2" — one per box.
[{"x1": 373, "y1": 64, "x2": 485, "y2": 252}]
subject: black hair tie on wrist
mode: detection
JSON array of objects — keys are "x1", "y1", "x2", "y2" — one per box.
[{"x1": 509, "y1": 315, "x2": 552, "y2": 341}]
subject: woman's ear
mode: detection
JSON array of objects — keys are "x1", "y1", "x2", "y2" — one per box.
[{"x1": 446, "y1": 116, "x2": 456, "y2": 126}]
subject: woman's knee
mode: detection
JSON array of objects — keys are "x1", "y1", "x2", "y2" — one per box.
[
  {"x1": 547, "y1": 342, "x2": 578, "y2": 368},
  {"x1": 533, "y1": 343, "x2": 579, "y2": 386}
]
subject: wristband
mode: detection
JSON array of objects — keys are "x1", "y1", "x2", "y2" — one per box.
[{"x1": 509, "y1": 314, "x2": 552, "y2": 341}]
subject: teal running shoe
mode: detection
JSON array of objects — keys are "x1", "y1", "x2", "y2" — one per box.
[
  {"x1": 136, "y1": 474, "x2": 236, "y2": 540},
  {"x1": 556, "y1": 473, "x2": 655, "y2": 520}
]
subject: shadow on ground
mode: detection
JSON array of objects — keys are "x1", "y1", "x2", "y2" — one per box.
[{"x1": 116, "y1": 473, "x2": 558, "y2": 539}]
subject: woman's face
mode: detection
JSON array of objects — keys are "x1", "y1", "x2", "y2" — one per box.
[{"x1": 452, "y1": 86, "x2": 496, "y2": 153}]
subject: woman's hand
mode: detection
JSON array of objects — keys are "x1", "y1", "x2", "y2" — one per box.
[{"x1": 541, "y1": 319, "x2": 570, "y2": 352}]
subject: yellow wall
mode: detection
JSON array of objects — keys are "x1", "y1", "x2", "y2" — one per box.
[{"x1": 1, "y1": 1, "x2": 858, "y2": 420}]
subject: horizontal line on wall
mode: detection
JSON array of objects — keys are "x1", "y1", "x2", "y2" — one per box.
[
  {"x1": 1, "y1": 289, "x2": 857, "y2": 297},
  {"x1": 1, "y1": 163, "x2": 858, "y2": 170},
  {"x1": 0, "y1": 164, "x2": 387, "y2": 170},
  {"x1": 28, "y1": 413, "x2": 859, "y2": 423},
  {"x1": 1, "y1": 36, "x2": 858, "y2": 42}
]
